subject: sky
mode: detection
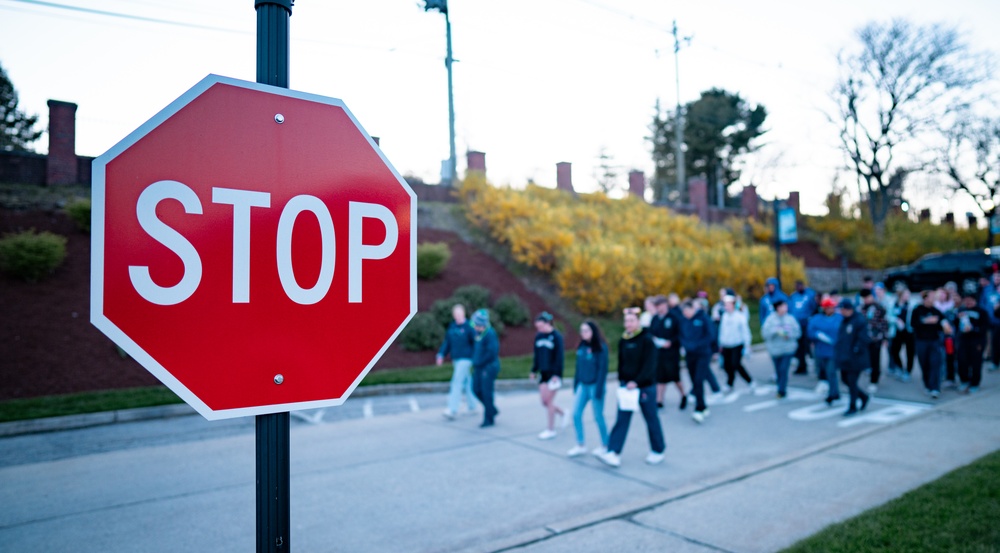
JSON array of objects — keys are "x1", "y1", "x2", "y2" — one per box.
[{"x1": 2, "y1": 0, "x2": 999, "y2": 218}]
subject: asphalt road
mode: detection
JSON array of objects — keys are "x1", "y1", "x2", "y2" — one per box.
[{"x1": 1, "y1": 350, "x2": 998, "y2": 552}]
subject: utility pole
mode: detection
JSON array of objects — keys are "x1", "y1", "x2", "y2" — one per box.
[
  {"x1": 672, "y1": 20, "x2": 688, "y2": 200},
  {"x1": 424, "y1": 0, "x2": 457, "y2": 187}
]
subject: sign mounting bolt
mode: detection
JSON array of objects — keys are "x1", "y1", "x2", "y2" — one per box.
[
  {"x1": 274, "y1": 113, "x2": 284, "y2": 124},
  {"x1": 274, "y1": 374, "x2": 284, "y2": 385}
]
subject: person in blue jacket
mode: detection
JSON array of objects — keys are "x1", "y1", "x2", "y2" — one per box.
[
  {"x1": 470, "y1": 309, "x2": 501, "y2": 428},
  {"x1": 436, "y1": 303, "x2": 479, "y2": 420},
  {"x1": 789, "y1": 280, "x2": 817, "y2": 374},
  {"x1": 680, "y1": 300, "x2": 717, "y2": 423},
  {"x1": 567, "y1": 320, "x2": 609, "y2": 457},
  {"x1": 807, "y1": 297, "x2": 843, "y2": 405},
  {"x1": 530, "y1": 312, "x2": 566, "y2": 440},
  {"x1": 759, "y1": 277, "x2": 789, "y2": 331}
]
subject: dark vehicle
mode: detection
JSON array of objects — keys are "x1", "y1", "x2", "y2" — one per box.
[{"x1": 884, "y1": 250, "x2": 1000, "y2": 292}]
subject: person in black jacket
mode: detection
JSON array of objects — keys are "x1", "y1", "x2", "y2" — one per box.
[
  {"x1": 598, "y1": 307, "x2": 666, "y2": 468},
  {"x1": 650, "y1": 295, "x2": 686, "y2": 410},
  {"x1": 679, "y1": 300, "x2": 716, "y2": 423},
  {"x1": 530, "y1": 312, "x2": 566, "y2": 440},
  {"x1": 956, "y1": 293, "x2": 989, "y2": 393},
  {"x1": 835, "y1": 299, "x2": 871, "y2": 416}
]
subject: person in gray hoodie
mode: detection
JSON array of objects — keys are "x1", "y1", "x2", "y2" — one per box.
[{"x1": 761, "y1": 299, "x2": 801, "y2": 399}]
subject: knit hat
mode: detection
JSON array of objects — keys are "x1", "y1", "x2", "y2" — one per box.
[
  {"x1": 535, "y1": 311, "x2": 554, "y2": 323},
  {"x1": 820, "y1": 297, "x2": 837, "y2": 308},
  {"x1": 471, "y1": 308, "x2": 490, "y2": 329},
  {"x1": 837, "y1": 298, "x2": 855, "y2": 310}
]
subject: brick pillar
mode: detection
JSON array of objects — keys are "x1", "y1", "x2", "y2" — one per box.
[
  {"x1": 46, "y1": 100, "x2": 78, "y2": 186},
  {"x1": 689, "y1": 176, "x2": 708, "y2": 222},
  {"x1": 967, "y1": 212, "x2": 978, "y2": 229},
  {"x1": 628, "y1": 170, "x2": 645, "y2": 199},
  {"x1": 466, "y1": 151, "x2": 486, "y2": 175},
  {"x1": 556, "y1": 162, "x2": 573, "y2": 192},
  {"x1": 919, "y1": 208, "x2": 931, "y2": 222},
  {"x1": 787, "y1": 191, "x2": 800, "y2": 213},
  {"x1": 741, "y1": 185, "x2": 759, "y2": 219},
  {"x1": 944, "y1": 212, "x2": 955, "y2": 227}
]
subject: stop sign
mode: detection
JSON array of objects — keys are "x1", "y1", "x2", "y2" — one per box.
[{"x1": 91, "y1": 75, "x2": 416, "y2": 420}]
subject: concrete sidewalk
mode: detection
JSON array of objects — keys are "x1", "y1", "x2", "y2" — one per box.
[{"x1": 1, "y1": 350, "x2": 998, "y2": 552}]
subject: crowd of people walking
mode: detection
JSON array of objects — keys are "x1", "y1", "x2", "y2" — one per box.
[{"x1": 433, "y1": 274, "x2": 997, "y2": 467}]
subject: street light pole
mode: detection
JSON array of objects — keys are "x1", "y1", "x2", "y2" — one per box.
[{"x1": 425, "y1": 0, "x2": 457, "y2": 187}]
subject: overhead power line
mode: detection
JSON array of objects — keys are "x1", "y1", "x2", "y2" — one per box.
[{"x1": 8, "y1": 0, "x2": 246, "y2": 33}]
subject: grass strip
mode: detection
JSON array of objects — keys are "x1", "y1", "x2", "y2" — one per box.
[{"x1": 781, "y1": 449, "x2": 1000, "y2": 553}]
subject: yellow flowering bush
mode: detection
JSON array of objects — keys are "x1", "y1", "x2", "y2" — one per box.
[
  {"x1": 458, "y1": 177, "x2": 805, "y2": 315},
  {"x1": 804, "y1": 215, "x2": 984, "y2": 269}
]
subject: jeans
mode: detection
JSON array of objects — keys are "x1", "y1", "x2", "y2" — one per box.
[
  {"x1": 446, "y1": 359, "x2": 478, "y2": 414},
  {"x1": 472, "y1": 364, "x2": 499, "y2": 425},
  {"x1": 772, "y1": 354, "x2": 793, "y2": 395},
  {"x1": 915, "y1": 339, "x2": 943, "y2": 392},
  {"x1": 607, "y1": 385, "x2": 665, "y2": 455},
  {"x1": 572, "y1": 383, "x2": 608, "y2": 447},
  {"x1": 816, "y1": 356, "x2": 839, "y2": 400},
  {"x1": 687, "y1": 350, "x2": 711, "y2": 411}
]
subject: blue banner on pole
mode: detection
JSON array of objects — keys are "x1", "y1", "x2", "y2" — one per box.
[{"x1": 778, "y1": 208, "x2": 798, "y2": 244}]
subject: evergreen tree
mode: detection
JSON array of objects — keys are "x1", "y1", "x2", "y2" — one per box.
[{"x1": 1, "y1": 62, "x2": 42, "y2": 153}]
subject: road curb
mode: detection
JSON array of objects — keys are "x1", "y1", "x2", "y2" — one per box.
[{"x1": 0, "y1": 379, "x2": 544, "y2": 437}]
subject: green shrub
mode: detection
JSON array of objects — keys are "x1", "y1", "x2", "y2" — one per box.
[
  {"x1": 489, "y1": 310, "x2": 506, "y2": 336},
  {"x1": 452, "y1": 285, "x2": 491, "y2": 312},
  {"x1": 0, "y1": 230, "x2": 68, "y2": 282},
  {"x1": 65, "y1": 198, "x2": 91, "y2": 234},
  {"x1": 431, "y1": 298, "x2": 459, "y2": 328},
  {"x1": 398, "y1": 312, "x2": 446, "y2": 352},
  {"x1": 416, "y1": 241, "x2": 451, "y2": 279},
  {"x1": 493, "y1": 293, "x2": 530, "y2": 327}
]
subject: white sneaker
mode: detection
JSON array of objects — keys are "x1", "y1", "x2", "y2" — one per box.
[
  {"x1": 442, "y1": 409, "x2": 456, "y2": 420},
  {"x1": 645, "y1": 451, "x2": 665, "y2": 465},
  {"x1": 567, "y1": 445, "x2": 588, "y2": 457},
  {"x1": 814, "y1": 381, "x2": 829, "y2": 395},
  {"x1": 692, "y1": 411, "x2": 705, "y2": 424},
  {"x1": 538, "y1": 429, "x2": 557, "y2": 440},
  {"x1": 748, "y1": 381, "x2": 757, "y2": 391},
  {"x1": 866, "y1": 384, "x2": 878, "y2": 394},
  {"x1": 721, "y1": 385, "x2": 732, "y2": 394},
  {"x1": 591, "y1": 446, "x2": 608, "y2": 457},
  {"x1": 598, "y1": 451, "x2": 621, "y2": 467}
]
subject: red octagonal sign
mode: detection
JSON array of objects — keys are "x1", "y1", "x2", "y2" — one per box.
[{"x1": 92, "y1": 75, "x2": 416, "y2": 420}]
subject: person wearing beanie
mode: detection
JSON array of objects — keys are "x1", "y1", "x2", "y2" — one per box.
[
  {"x1": 716, "y1": 295, "x2": 755, "y2": 393},
  {"x1": 835, "y1": 299, "x2": 871, "y2": 416},
  {"x1": 470, "y1": 309, "x2": 500, "y2": 427},
  {"x1": 761, "y1": 298, "x2": 801, "y2": 399},
  {"x1": 788, "y1": 280, "x2": 818, "y2": 375},
  {"x1": 759, "y1": 277, "x2": 789, "y2": 332},
  {"x1": 680, "y1": 300, "x2": 718, "y2": 422},
  {"x1": 436, "y1": 303, "x2": 479, "y2": 420},
  {"x1": 530, "y1": 311, "x2": 566, "y2": 440},
  {"x1": 598, "y1": 307, "x2": 666, "y2": 468}
]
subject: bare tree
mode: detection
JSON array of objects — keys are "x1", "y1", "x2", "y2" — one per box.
[
  {"x1": 831, "y1": 19, "x2": 990, "y2": 237},
  {"x1": 939, "y1": 112, "x2": 1000, "y2": 245},
  {"x1": 593, "y1": 146, "x2": 622, "y2": 195}
]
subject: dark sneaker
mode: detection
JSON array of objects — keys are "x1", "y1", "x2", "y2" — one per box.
[
  {"x1": 679, "y1": 395, "x2": 688, "y2": 410},
  {"x1": 843, "y1": 409, "x2": 859, "y2": 417}
]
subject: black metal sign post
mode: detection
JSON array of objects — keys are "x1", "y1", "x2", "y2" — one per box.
[{"x1": 254, "y1": 2, "x2": 292, "y2": 551}]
